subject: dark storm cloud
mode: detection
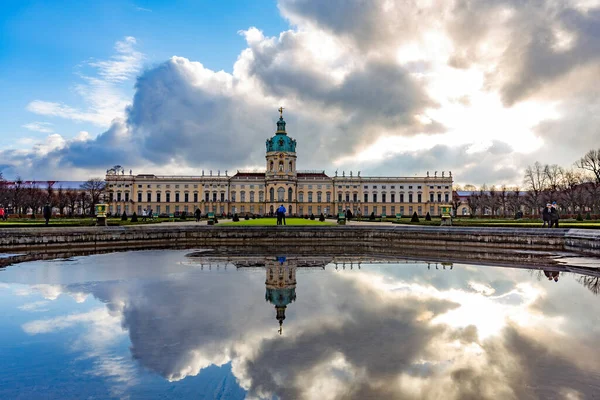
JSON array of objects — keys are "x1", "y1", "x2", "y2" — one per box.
[
  {"x1": 126, "y1": 58, "x2": 267, "y2": 168},
  {"x1": 55, "y1": 121, "x2": 139, "y2": 168}
]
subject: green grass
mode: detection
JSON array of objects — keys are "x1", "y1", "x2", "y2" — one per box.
[{"x1": 219, "y1": 217, "x2": 335, "y2": 226}]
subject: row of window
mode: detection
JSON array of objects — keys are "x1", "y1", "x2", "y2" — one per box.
[
  {"x1": 111, "y1": 189, "x2": 449, "y2": 203},
  {"x1": 110, "y1": 203, "x2": 443, "y2": 217}
]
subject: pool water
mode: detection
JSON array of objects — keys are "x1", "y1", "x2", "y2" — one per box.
[{"x1": 1, "y1": 250, "x2": 599, "y2": 399}]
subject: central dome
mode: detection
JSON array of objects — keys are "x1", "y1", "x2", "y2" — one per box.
[{"x1": 266, "y1": 116, "x2": 296, "y2": 153}]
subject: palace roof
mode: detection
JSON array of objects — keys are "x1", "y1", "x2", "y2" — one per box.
[{"x1": 232, "y1": 172, "x2": 266, "y2": 179}]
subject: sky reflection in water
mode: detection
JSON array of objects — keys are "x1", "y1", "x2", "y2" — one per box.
[{"x1": 0, "y1": 250, "x2": 599, "y2": 400}]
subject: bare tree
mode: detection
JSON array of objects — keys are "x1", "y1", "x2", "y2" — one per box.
[
  {"x1": 24, "y1": 183, "x2": 45, "y2": 218},
  {"x1": 467, "y1": 193, "x2": 479, "y2": 216},
  {"x1": 544, "y1": 164, "x2": 563, "y2": 203},
  {"x1": 80, "y1": 178, "x2": 106, "y2": 211},
  {"x1": 0, "y1": 172, "x2": 8, "y2": 207},
  {"x1": 56, "y1": 186, "x2": 68, "y2": 216},
  {"x1": 12, "y1": 177, "x2": 24, "y2": 216},
  {"x1": 487, "y1": 185, "x2": 501, "y2": 216},
  {"x1": 45, "y1": 181, "x2": 56, "y2": 204},
  {"x1": 577, "y1": 149, "x2": 600, "y2": 184},
  {"x1": 508, "y1": 186, "x2": 523, "y2": 216},
  {"x1": 500, "y1": 185, "x2": 508, "y2": 217},
  {"x1": 66, "y1": 190, "x2": 79, "y2": 216},
  {"x1": 577, "y1": 275, "x2": 600, "y2": 296},
  {"x1": 523, "y1": 162, "x2": 548, "y2": 216},
  {"x1": 559, "y1": 168, "x2": 584, "y2": 214},
  {"x1": 451, "y1": 190, "x2": 462, "y2": 216}
]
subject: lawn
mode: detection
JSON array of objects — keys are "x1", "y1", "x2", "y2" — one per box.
[{"x1": 219, "y1": 217, "x2": 335, "y2": 226}]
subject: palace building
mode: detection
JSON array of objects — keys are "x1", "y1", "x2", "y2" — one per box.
[{"x1": 105, "y1": 109, "x2": 453, "y2": 217}]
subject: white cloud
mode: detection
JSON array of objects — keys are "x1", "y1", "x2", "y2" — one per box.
[
  {"x1": 26, "y1": 36, "x2": 143, "y2": 127},
  {"x1": 22, "y1": 122, "x2": 54, "y2": 133}
]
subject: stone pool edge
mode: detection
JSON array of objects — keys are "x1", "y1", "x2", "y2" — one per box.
[{"x1": 0, "y1": 225, "x2": 598, "y2": 258}]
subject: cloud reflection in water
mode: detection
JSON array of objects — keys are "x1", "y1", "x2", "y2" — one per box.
[{"x1": 1, "y1": 250, "x2": 599, "y2": 399}]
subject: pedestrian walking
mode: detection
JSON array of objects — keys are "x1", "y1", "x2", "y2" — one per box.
[{"x1": 194, "y1": 208, "x2": 201, "y2": 222}]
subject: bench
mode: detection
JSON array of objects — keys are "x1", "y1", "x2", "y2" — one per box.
[
  {"x1": 337, "y1": 212, "x2": 346, "y2": 225},
  {"x1": 381, "y1": 214, "x2": 386, "y2": 221},
  {"x1": 207, "y1": 212, "x2": 215, "y2": 225},
  {"x1": 395, "y1": 213, "x2": 402, "y2": 222}
]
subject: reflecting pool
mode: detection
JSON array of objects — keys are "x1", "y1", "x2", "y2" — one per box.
[{"x1": 1, "y1": 250, "x2": 600, "y2": 399}]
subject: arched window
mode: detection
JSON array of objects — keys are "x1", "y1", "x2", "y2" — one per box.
[
  {"x1": 250, "y1": 191, "x2": 255, "y2": 202},
  {"x1": 241, "y1": 191, "x2": 246, "y2": 202},
  {"x1": 231, "y1": 191, "x2": 236, "y2": 202},
  {"x1": 308, "y1": 192, "x2": 313, "y2": 202},
  {"x1": 288, "y1": 188, "x2": 293, "y2": 202},
  {"x1": 270, "y1": 161, "x2": 274, "y2": 171},
  {"x1": 288, "y1": 161, "x2": 293, "y2": 172},
  {"x1": 269, "y1": 188, "x2": 275, "y2": 202},
  {"x1": 277, "y1": 187, "x2": 285, "y2": 201},
  {"x1": 299, "y1": 192, "x2": 304, "y2": 202},
  {"x1": 259, "y1": 191, "x2": 264, "y2": 202},
  {"x1": 278, "y1": 161, "x2": 284, "y2": 172},
  {"x1": 317, "y1": 192, "x2": 322, "y2": 202}
]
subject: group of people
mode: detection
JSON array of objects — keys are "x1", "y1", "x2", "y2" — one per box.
[
  {"x1": 141, "y1": 207, "x2": 154, "y2": 221},
  {"x1": 276, "y1": 205, "x2": 287, "y2": 225},
  {"x1": 542, "y1": 202, "x2": 560, "y2": 228}
]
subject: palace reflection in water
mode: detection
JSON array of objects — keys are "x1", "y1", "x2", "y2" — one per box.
[{"x1": 1, "y1": 250, "x2": 600, "y2": 400}]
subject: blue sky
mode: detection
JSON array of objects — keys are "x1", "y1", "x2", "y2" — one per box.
[
  {"x1": 1, "y1": 0, "x2": 598, "y2": 184},
  {"x1": 0, "y1": 0, "x2": 287, "y2": 148}
]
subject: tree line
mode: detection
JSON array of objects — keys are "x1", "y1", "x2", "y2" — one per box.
[
  {"x1": 0, "y1": 175, "x2": 106, "y2": 217},
  {"x1": 456, "y1": 149, "x2": 600, "y2": 217}
]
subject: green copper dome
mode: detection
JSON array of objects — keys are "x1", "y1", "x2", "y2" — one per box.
[
  {"x1": 265, "y1": 287, "x2": 297, "y2": 307},
  {"x1": 266, "y1": 117, "x2": 297, "y2": 153}
]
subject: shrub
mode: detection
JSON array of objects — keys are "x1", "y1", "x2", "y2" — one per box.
[
  {"x1": 310, "y1": 214, "x2": 315, "y2": 220},
  {"x1": 576, "y1": 213, "x2": 584, "y2": 221},
  {"x1": 425, "y1": 212, "x2": 431, "y2": 221},
  {"x1": 232, "y1": 214, "x2": 240, "y2": 222},
  {"x1": 131, "y1": 212, "x2": 138, "y2": 222},
  {"x1": 121, "y1": 211, "x2": 128, "y2": 221},
  {"x1": 411, "y1": 212, "x2": 420, "y2": 223},
  {"x1": 180, "y1": 212, "x2": 186, "y2": 220},
  {"x1": 369, "y1": 212, "x2": 375, "y2": 221},
  {"x1": 585, "y1": 212, "x2": 592, "y2": 220},
  {"x1": 319, "y1": 213, "x2": 325, "y2": 222},
  {"x1": 304, "y1": 215, "x2": 309, "y2": 219},
  {"x1": 244, "y1": 214, "x2": 250, "y2": 220}
]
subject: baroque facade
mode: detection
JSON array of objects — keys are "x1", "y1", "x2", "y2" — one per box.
[{"x1": 105, "y1": 110, "x2": 453, "y2": 217}]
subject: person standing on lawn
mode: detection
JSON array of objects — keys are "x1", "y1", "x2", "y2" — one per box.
[
  {"x1": 542, "y1": 203, "x2": 551, "y2": 228},
  {"x1": 0, "y1": 206, "x2": 5, "y2": 222},
  {"x1": 550, "y1": 202, "x2": 560, "y2": 228},
  {"x1": 194, "y1": 207, "x2": 201, "y2": 222},
  {"x1": 278, "y1": 204, "x2": 287, "y2": 225},
  {"x1": 42, "y1": 203, "x2": 52, "y2": 225}
]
